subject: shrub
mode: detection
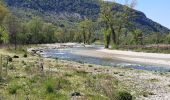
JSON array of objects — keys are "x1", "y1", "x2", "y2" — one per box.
[
  {"x1": 46, "y1": 84, "x2": 54, "y2": 93},
  {"x1": 44, "y1": 78, "x2": 56, "y2": 93},
  {"x1": 8, "y1": 63, "x2": 15, "y2": 70},
  {"x1": 23, "y1": 53, "x2": 27, "y2": 58},
  {"x1": 149, "y1": 78, "x2": 159, "y2": 82},
  {"x1": 29, "y1": 75, "x2": 40, "y2": 83},
  {"x1": 88, "y1": 65, "x2": 93, "y2": 67},
  {"x1": 8, "y1": 57, "x2": 13, "y2": 62},
  {"x1": 22, "y1": 60, "x2": 27, "y2": 65},
  {"x1": 75, "y1": 70, "x2": 89, "y2": 77},
  {"x1": 118, "y1": 91, "x2": 132, "y2": 100},
  {"x1": 8, "y1": 84, "x2": 20, "y2": 95}
]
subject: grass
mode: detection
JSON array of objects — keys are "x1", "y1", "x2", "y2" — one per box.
[
  {"x1": 0, "y1": 46, "x2": 150, "y2": 100},
  {"x1": 118, "y1": 45, "x2": 170, "y2": 54},
  {"x1": 8, "y1": 83, "x2": 21, "y2": 95},
  {"x1": 149, "y1": 78, "x2": 159, "y2": 82},
  {"x1": 142, "y1": 91, "x2": 155, "y2": 97}
]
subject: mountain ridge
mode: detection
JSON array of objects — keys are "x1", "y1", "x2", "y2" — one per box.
[{"x1": 4, "y1": 0, "x2": 170, "y2": 34}]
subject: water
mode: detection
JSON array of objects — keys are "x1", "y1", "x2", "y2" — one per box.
[{"x1": 40, "y1": 46, "x2": 170, "y2": 72}]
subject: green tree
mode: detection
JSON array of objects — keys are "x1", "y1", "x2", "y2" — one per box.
[
  {"x1": 165, "y1": 33, "x2": 170, "y2": 44},
  {"x1": 132, "y1": 29, "x2": 143, "y2": 45},
  {"x1": 100, "y1": 1, "x2": 117, "y2": 48},
  {"x1": 0, "y1": 4, "x2": 8, "y2": 25},
  {"x1": 0, "y1": 26, "x2": 9, "y2": 44},
  {"x1": 79, "y1": 19, "x2": 94, "y2": 44},
  {"x1": 42, "y1": 23, "x2": 56, "y2": 43},
  {"x1": 3, "y1": 14, "x2": 20, "y2": 50},
  {"x1": 27, "y1": 17, "x2": 44, "y2": 44}
]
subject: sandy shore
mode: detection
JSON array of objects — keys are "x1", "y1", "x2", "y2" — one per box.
[
  {"x1": 98, "y1": 49, "x2": 170, "y2": 66},
  {"x1": 31, "y1": 43, "x2": 170, "y2": 68}
]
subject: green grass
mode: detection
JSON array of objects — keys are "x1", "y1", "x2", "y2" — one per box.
[{"x1": 0, "y1": 47, "x2": 134, "y2": 100}]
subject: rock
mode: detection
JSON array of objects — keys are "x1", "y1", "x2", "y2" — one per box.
[
  {"x1": 71, "y1": 92, "x2": 81, "y2": 96},
  {"x1": 13, "y1": 55, "x2": 19, "y2": 58},
  {"x1": 40, "y1": 50, "x2": 43, "y2": 53}
]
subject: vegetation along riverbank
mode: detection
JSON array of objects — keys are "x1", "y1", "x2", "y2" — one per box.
[{"x1": 1, "y1": 0, "x2": 170, "y2": 100}]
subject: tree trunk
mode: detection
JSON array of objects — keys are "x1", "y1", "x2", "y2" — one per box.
[
  {"x1": 111, "y1": 27, "x2": 116, "y2": 45},
  {"x1": 117, "y1": 26, "x2": 122, "y2": 45},
  {"x1": 87, "y1": 31, "x2": 92, "y2": 44},
  {"x1": 105, "y1": 32, "x2": 111, "y2": 48},
  {"x1": 83, "y1": 31, "x2": 86, "y2": 44}
]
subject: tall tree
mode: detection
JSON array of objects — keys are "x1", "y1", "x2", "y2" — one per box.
[
  {"x1": 0, "y1": 3, "x2": 8, "y2": 25},
  {"x1": 100, "y1": 0, "x2": 138, "y2": 48},
  {"x1": 3, "y1": 14, "x2": 20, "y2": 50},
  {"x1": 100, "y1": 1, "x2": 117, "y2": 48},
  {"x1": 79, "y1": 19, "x2": 94, "y2": 44},
  {"x1": 27, "y1": 17, "x2": 44, "y2": 44},
  {"x1": 42, "y1": 23, "x2": 56, "y2": 43}
]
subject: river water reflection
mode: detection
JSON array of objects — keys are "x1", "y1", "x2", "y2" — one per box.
[{"x1": 40, "y1": 45, "x2": 170, "y2": 72}]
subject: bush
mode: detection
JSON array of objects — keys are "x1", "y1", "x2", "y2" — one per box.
[
  {"x1": 23, "y1": 53, "x2": 27, "y2": 58},
  {"x1": 45, "y1": 78, "x2": 55, "y2": 93},
  {"x1": 46, "y1": 84, "x2": 54, "y2": 93},
  {"x1": 8, "y1": 84, "x2": 20, "y2": 95},
  {"x1": 8, "y1": 63, "x2": 15, "y2": 70},
  {"x1": 8, "y1": 57, "x2": 13, "y2": 62},
  {"x1": 22, "y1": 60, "x2": 27, "y2": 65},
  {"x1": 88, "y1": 65, "x2": 93, "y2": 67},
  {"x1": 118, "y1": 91, "x2": 132, "y2": 100}
]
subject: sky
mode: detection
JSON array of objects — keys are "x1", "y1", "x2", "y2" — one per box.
[{"x1": 105, "y1": 0, "x2": 170, "y2": 29}]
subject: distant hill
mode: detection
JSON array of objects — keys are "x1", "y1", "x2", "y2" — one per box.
[{"x1": 4, "y1": 0, "x2": 170, "y2": 34}]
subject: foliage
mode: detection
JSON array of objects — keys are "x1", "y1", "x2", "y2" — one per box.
[
  {"x1": 100, "y1": 1, "x2": 117, "y2": 48},
  {"x1": 0, "y1": 26, "x2": 9, "y2": 44},
  {"x1": 45, "y1": 78, "x2": 55, "y2": 93},
  {"x1": 0, "y1": 3, "x2": 8, "y2": 25},
  {"x1": 0, "y1": 0, "x2": 170, "y2": 49},
  {"x1": 79, "y1": 19, "x2": 95, "y2": 44},
  {"x1": 118, "y1": 91, "x2": 133, "y2": 100},
  {"x1": 5, "y1": 0, "x2": 170, "y2": 35},
  {"x1": 8, "y1": 82, "x2": 21, "y2": 95}
]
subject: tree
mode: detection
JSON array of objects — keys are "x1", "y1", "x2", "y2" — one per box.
[
  {"x1": 79, "y1": 19, "x2": 94, "y2": 44},
  {"x1": 99, "y1": 0, "x2": 138, "y2": 48},
  {"x1": 0, "y1": 26, "x2": 9, "y2": 44},
  {"x1": 0, "y1": 4, "x2": 8, "y2": 25},
  {"x1": 27, "y1": 17, "x2": 44, "y2": 44},
  {"x1": 42, "y1": 23, "x2": 56, "y2": 43},
  {"x1": 3, "y1": 14, "x2": 20, "y2": 50},
  {"x1": 100, "y1": 1, "x2": 117, "y2": 48},
  {"x1": 165, "y1": 33, "x2": 170, "y2": 44},
  {"x1": 132, "y1": 29, "x2": 143, "y2": 45}
]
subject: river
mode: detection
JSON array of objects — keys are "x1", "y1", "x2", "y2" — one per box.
[{"x1": 39, "y1": 44, "x2": 170, "y2": 72}]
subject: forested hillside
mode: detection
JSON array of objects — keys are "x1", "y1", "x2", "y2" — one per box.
[
  {"x1": 5, "y1": 0, "x2": 170, "y2": 34},
  {"x1": 1, "y1": 0, "x2": 170, "y2": 48}
]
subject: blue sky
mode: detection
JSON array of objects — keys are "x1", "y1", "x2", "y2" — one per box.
[{"x1": 105, "y1": 0, "x2": 170, "y2": 29}]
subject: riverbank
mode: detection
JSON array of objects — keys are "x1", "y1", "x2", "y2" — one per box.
[
  {"x1": 0, "y1": 47, "x2": 170, "y2": 99},
  {"x1": 28, "y1": 43, "x2": 170, "y2": 67},
  {"x1": 98, "y1": 49, "x2": 170, "y2": 66}
]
